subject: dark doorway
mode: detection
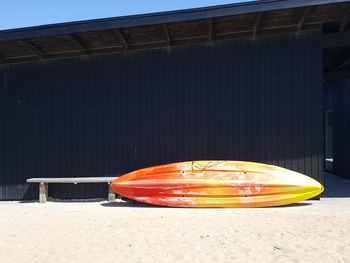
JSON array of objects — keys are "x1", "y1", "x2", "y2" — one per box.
[{"x1": 325, "y1": 109, "x2": 333, "y2": 172}]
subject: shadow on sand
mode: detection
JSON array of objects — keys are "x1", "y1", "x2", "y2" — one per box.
[
  {"x1": 16, "y1": 197, "x2": 311, "y2": 209},
  {"x1": 100, "y1": 199, "x2": 312, "y2": 209},
  {"x1": 18, "y1": 198, "x2": 106, "y2": 204},
  {"x1": 101, "y1": 200, "x2": 163, "y2": 208},
  {"x1": 323, "y1": 172, "x2": 350, "y2": 198}
]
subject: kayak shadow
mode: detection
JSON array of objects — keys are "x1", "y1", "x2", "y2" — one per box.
[
  {"x1": 101, "y1": 199, "x2": 162, "y2": 208},
  {"x1": 100, "y1": 200, "x2": 312, "y2": 209},
  {"x1": 268, "y1": 202, "x2": 311, "y2": 208}
]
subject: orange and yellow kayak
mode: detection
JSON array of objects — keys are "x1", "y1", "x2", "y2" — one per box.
[{"x1": 110, "y1": 161, "x2": 324, "y2": 208}]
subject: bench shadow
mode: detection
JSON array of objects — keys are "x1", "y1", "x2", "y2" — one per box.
[
  {"x1": 18, "y1": 198, "x2": 106, "y2": 204},
  {"x1": 18, "y1": 200, "x2": 38, "y2": 204},
  {"x1": 49, "y1": 198, "x2": 106, "y2": 203}
]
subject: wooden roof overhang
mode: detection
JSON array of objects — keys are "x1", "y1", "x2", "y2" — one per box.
[{"x1": 0, "y1": 0, "x2": 349, "y2": 79}]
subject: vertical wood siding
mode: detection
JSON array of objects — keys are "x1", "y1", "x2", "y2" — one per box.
[{"x1": 0, "y1": 30, "x2": 323, "y2": 200}]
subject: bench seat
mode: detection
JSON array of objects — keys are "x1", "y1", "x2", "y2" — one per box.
[{"x1": 27, "y1": 177, "x2": 120, "y2": 203}]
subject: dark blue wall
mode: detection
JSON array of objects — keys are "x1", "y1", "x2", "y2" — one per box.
[{"x1": 0, "y1": 30, "x2": 323, "y2": 200}]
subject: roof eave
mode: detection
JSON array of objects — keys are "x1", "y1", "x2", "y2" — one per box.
[{"x1": 0, "y1": 0, "x2": 348, "y2": 42}]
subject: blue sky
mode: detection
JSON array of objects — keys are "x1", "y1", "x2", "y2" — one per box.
[{"x1": 0, "y1": 0, "x2": 254, "y2": 30}]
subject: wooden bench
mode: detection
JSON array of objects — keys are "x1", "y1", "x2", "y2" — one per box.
[{"x1": 27, "y1": 177, "x2": 120, "y2": 203}]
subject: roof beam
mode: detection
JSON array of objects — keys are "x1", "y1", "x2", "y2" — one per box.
[
  {"x1": 325, "y1": 69, "x2": 350, "y2": 81},
  {"x1": 253, "y1": 13, "x2": 262, "y2": 38},
  {"x1": 162, "y1": 24, "x2": 171, "y2": 44},
  {"x1": 297, "y1": 6, "x2": 312, "y2": 32},
  {"x1": 209, "y1": 18, "x2": 214, "y2": 40},
  {"x1": 114, "y1": 29, "x2": 128, "y2": 50},
  {"x1": 21, "y1": 40, "x2": 44, "y2": 59},
  {"x1": 322, "y1": 31, "x2": 350, "y2": 48},
  {"x1": 67, "y1": 34, "x2": 86, "y2": 54},
  {"x1": 335, "y1": 56, "x2": 350, "y2": 71}
]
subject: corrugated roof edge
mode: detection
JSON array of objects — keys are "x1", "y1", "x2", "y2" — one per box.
[{"x1": 0, "y1": 0, "x2": 349, "y2": 42}]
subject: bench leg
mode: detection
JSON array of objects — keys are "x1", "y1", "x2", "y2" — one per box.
[
  {"x1": 108, "y1": 183, "x2": 116, "y2": 202},
  {"x1": 39, "y1": 182, "x2": 48, "y2": 203}
]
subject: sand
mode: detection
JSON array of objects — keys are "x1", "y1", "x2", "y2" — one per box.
[{"x1": 0, "y1": 197, "x2": 350, "y2": 263}]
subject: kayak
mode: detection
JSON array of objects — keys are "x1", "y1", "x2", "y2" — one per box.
[{"x1": 110, "y1": 161, "x2": 323, "y2": 208}]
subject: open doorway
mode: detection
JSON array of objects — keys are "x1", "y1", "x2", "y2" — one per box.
[{"x1": 325, "y1": 109, "x2": 333, "y2": 172}]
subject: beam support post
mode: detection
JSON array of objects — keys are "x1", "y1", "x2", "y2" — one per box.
[
  {"x1": 297, "y1": 6, "x2": 312, "y2": 32},
  {"x1": 21, "y1": 40, "x2": 44, "y2": 59},
  {"x1": 253, "y1": 13, "x2": 262, "y2": 39},
  {"x1": 163, "y1": 24, "x2": 171, "y2": 45},
  {"x1": 68, "y1": 34, "x2": 86, "y2": 54},
  {"x1": 114, "y1": 29, "x2": 128, "y2": 50},
  {"x1": 209, "y1": 18, "x2": 214, "y2": 40}
]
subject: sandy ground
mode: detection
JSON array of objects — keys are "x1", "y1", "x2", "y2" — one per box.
[{"x1": 1, "y1": 174, "x2": 350, "y2": 263}]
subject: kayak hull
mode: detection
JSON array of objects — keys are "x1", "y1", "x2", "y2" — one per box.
[{"x1": 110, "y1": 161, "x2": 324, "y2": 208}]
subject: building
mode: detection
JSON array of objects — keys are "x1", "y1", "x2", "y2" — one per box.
[{"x1": 0, "y1": 0, "x2": 349, "y2": 200}]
